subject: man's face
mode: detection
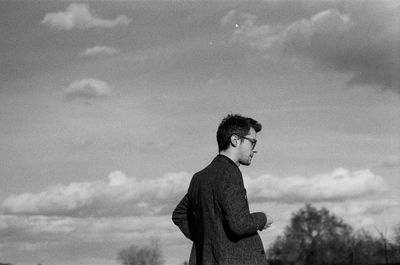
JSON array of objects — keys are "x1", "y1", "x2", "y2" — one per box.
[{"x1": 238, "y1": 128, "x2": 257, "y2": 166}]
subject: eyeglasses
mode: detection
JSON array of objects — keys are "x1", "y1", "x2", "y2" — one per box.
[{"x1": 240, "y1": 136, "x2": 257, "y2": 149}]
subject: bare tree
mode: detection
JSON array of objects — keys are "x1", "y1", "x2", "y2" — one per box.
[
  {"x1": 394, "y1": 223, "x2": 400, "y2": 251},
  {"x1": 350, "y1": 229, "x2": 385, "y2": 265},
  {"x1": 117, "y1": 242, "x2": 163, "y2": 265},
  {"x1": 376, "y1": 227, "x2": 390, "y2": 265}
]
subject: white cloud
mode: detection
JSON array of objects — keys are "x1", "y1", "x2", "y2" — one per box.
[
  {"x1": 42, "y1": 3, "x2": 132, "y2": 30},
  {"x1": 321, "y1": 199, "x2": 400, "y2": 230},
  {"x1": 79, "y1": 46, "x2": 120, "y2": 57},
  {"x1": 329, "y1": 199, "x2": 399, "y2": 217},
  {"x1": 220, "y1": 9, "x2": 237, "y2": 26},
  {"x1": 0, "y1": 214, "x2": 178, "y2": 265},
  {"x1": 1, "y1": 171, "x2": 191, "y2": 217},
  {"x1": 244, "y1": 168, "x2": 387, "y2": 203},
  {"x1": 1, "y1": 167, "x2": 387, "y2": 218},
  {"x1": 65, "y1": 78, "x2": 112, "y2": 100},
  {"x1": 228, "y1": 1, "x2": 400, "y2": 92}
]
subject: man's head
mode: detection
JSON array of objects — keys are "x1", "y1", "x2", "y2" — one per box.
[{"x1": 217, "y1": 114, "x2": 262, "y2": 165}]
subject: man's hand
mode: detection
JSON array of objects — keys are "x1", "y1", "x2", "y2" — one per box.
[{"x1": 263, "y1": 214, "x2": 273, "y2": 230}]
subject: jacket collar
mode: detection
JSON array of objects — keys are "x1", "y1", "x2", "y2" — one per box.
[{"x1": 216, "y1": 154, "x2": 239, "y2": 168}]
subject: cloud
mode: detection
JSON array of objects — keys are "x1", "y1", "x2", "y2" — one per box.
[
  {"x1": 383, "y1": 155, "x2": 400, "y2": 168},
  {"x1": 1, "y1": 171, "x2": 191, "y2": 217},
  {"x1": 228, "y1": 1, "x2": 400, "y2": 92},
  {"x1": 0, "y1": 214, "x2": 174, "y2": 243},
  {"x1": 65, "y1": 78, "x2": 112, "y2": 100},
  {"x1": 244, "y1": 168, "x2": 387, "y2": 203},
  {"x1": 221, "y1": 9, "x2": 237, "y2": 26},
  {"x1": 1, "y1": 167, "x2": 387, "y2": 218},
  {"x1": 329, "y1": 199, "x2": 399, "y2": 217},
  {"x1": 0, "y1": 214, "x2": 177, "y2": 265},
  {"x1": 325, "y1": 199, "x2": 400, "y2": 229},
  {"x1": 79, "y1": 46, "x2": 120, "y2": 57},
  {"x1": 42, "y1": 3, "x2": 132, "y2": 30}
]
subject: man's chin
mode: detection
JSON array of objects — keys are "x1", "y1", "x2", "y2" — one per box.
[{"x1": 240, "y1": 161, "x2": 251, "y2": 166}]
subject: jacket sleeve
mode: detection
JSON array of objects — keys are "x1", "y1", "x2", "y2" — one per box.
[
  {"x1": 218, "y1": 172, "x2": 266, "y2": 238},
  {"x1": 172, "y1": 193, "x2": 193, "y2": 240}
]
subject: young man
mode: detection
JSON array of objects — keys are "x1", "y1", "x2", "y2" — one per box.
[{"x1": 172, "y1": 114, "x2": 273, "y2": 265}]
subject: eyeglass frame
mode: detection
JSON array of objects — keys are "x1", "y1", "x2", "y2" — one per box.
[
  {"x1": 232, "y1": 134, "x2": 257, "y2": 149},
  {"x1": 241, "y1": 136, "x2": 257, "y2": 149}
]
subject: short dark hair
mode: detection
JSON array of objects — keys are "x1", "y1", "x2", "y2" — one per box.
[{"x1": 216, "y1": 114, "x2": 262, "y2": 152}]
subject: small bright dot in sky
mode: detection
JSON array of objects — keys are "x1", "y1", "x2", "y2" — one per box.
[{"x1": 235, "y1": 23, "x2": 239, "y2": 28}]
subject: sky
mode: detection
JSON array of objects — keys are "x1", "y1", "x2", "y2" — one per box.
[{"x1": 0, "y1": 0, "x2": 399, "y2": 264}]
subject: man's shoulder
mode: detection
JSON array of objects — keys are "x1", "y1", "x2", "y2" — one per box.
[{"x1": 195, "y1": 155, "x2": 240, "y2": 179}]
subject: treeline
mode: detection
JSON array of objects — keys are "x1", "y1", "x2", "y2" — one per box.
[
  {"x1": 118, "y1": 240, "x2": 163, "y2": 265},
  {"x1": 117, "y1": 204, "x2": 399, "y2": 265},
  {"x1": 267, "y1": 204, "x2": 400, "y2": 265},
  {"x1": 3, "y1": 204, "x2": 398, "y2": 265}
]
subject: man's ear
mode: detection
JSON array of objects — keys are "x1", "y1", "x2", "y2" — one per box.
[{"x1": 230, "y1": 134, "x2": 240, "y2": 148}]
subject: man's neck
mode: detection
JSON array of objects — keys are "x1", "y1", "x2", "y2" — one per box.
[{"x1": 219, "y1": 150, "x2": 240, "y2": 167}]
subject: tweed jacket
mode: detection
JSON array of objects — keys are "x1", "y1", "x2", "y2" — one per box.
[{"x1": 172, "y1": 155, "x2": 267, "y2": 265}]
